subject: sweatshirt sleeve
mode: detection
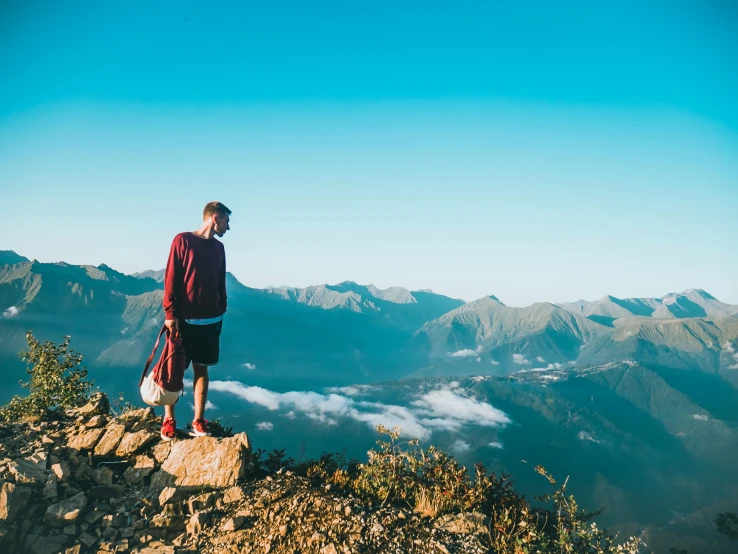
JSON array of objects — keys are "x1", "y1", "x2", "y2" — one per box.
[
  {"x1": 163, "y1": 236, "x2": 184, "y2": 320},
  {"x1": 218, "y1": 245, "x2": 227, "y2": 314}
]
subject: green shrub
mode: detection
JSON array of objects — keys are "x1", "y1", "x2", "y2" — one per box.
[
  {"x1": 347, "y1": 425, "x2": 645, "y2": 554},
  {"x1": 0, "y1": 332, "x2": 93, "y2": 422}
]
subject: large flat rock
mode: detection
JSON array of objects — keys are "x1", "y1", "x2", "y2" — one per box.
[{"x1": 150, "y1": 433, "x2": 251, "y2": 490}]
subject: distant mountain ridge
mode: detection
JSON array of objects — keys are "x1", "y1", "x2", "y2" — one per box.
[
  {"x1": 557, "y1": 288, "x2": 738, "y2": 321},
  {"x1": 1, "y1": 249, "x2": 737, "y2": 395}
]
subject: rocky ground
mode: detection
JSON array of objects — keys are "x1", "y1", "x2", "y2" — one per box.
[{"x1": 0, "y1": 394, "x2": 491, "y2": 553}]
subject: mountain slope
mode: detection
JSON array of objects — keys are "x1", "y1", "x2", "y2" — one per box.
[
  {"x1": 415, "y1": 296, "x2": 607, "y2": 372},
  {"x1": 0, "y1": 250, "x2": 29, "y2": 266}
]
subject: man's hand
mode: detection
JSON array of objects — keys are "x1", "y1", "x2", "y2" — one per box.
[{"x1": 165, "y1": 319, "x2": 180, "y2": 338}]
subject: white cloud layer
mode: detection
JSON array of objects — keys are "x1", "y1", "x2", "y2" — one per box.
[
  {"x1": 2, "y1": 306, "x2": 19, "y2": 318},
  {"x1": 412, "y1": 388, "x2": 511, "y2": 427},
  {"x1": 692, "y1": 414, "x2": 709, "y2": 421},
  {"x1": 256, "y1": 421, "x2": 274, "y2": 431},
  {"x1": 209, "y1": 380, "x2": 512, "y2": 441},
  {"x1": 512, "y1": 353, "x2": 530, "y2": 365},
  {"x1": 242, "y1": 363, "x2": 256, "y2": 370},
  {"x1": 488, "y1": 441, "x2": 504, "y2": 449},
  {"x1": 449, "y1": 346, "x2": 481, "y2": 358},
  {"x1": 536, "y1": 356, "x2": 546, "y2": 363}
]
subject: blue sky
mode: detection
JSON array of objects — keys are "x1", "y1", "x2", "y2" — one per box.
[{"x1": 1, "y1": 1, "x2": 737, "y2": 306}]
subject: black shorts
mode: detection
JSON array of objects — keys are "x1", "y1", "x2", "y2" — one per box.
[{"x1": 179, "y1": 320, "x2": 223, "y2": 368}]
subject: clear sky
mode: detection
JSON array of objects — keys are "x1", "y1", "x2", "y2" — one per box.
[{"x1": 1, "y1": 1, "x2": 737, "y2": 306}]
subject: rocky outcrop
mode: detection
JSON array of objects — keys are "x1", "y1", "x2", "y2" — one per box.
[
  {"x1": 0, "y1": 394, "x2": 489, "y2": 554},
  {"x1": 151, "y1": 434, "x2": 251, "y2": 489}
]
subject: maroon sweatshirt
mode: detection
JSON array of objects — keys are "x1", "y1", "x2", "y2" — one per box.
[{"x1": 163, "y1": 232, "x2": 227, "y2": 320}]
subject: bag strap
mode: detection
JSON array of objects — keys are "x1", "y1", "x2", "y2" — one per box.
[{"x1": 139, "y1": 325, "x2": 168, "y2": 386}]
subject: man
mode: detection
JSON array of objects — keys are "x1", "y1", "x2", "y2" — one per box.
[{"x1": 161, "y1": 201, "x2": 231, "y2": 440}]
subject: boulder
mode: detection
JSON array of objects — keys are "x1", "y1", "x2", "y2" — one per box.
[
  {"x1": 92, "y1": 466, "x2": 114, "y2": 485},
  {"x1": 51, "y1": 461, "x2": 70, "y2": 482},
  {"x1": 43, "y1": 474, "x2": 58, "y2": 501},
  {"x1": 115, "y1": 430, "x2": 158, "y2": 457},
  {"x1": 150, "y1": 433, "x2": 251, "y2": 489},
  {"x1": 123, "y1": 455, "x2": 155, "y2": 485},
  {"x1": 29, "y1": 534, "x2": 70, "y2": 554},
  {"x1": 69, "y1": 392, "x2": 110, "y2": 418},
  {"x1": 94, "y1": 423, "x2": 126, "y2": 457},
  {"x1": 67, "y1": 428, "x2": 106, "y2": 451},
  {"x1": 8, "y1": 452, "x2": 48, "y2": 487},
  {"x1": 158, "y1": 487, "x2": 191, "y2": 506},
  {"x1": 0, "y1": 482, "x2": 32, "y2": 522},
  {"x1": 222, "y1": 516, "x2": 245, "y2": 531},
  {"x1": 152, "y1": 442, "x2": 171, "y2": 464},
  {"x1": 120, "y1": 407, "x2": 156, "y2": 422},
  {"x1": 44, "y1": 492, "x2": 87, "y2": 526},
  {"x1": 87, "y1": 415, "x2": 108, "y2": 428}
]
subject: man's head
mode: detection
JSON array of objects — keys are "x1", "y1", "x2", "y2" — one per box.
[{"x1": 203, "y1": 201, "x2": 231, "y2": 238}]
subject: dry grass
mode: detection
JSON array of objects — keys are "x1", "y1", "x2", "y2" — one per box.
[{"x1": 413, "y1": 488, "x2": 443, "y2": 518}]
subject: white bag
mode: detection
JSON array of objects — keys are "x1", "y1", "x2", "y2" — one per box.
[{"x1": 140, "y1": 372, "x2": 181, "y2": 407}]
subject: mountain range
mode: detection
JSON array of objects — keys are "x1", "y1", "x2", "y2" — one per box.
[{"x1": 2, "y1": 250, "x2": 737, "y2": 395}]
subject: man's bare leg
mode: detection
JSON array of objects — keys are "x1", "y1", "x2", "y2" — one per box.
[
  {"x1": 192, "y1": 363, "x2": 209, "y2": 421},
  {"x1": 164, "y1": 404, "x2": 175, "y2": 421}
]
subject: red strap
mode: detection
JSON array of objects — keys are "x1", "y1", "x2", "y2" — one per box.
[{"x1": 139, "y1": 325, "x2": 168, "y2": 387}]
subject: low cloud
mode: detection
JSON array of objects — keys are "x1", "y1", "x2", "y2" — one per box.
[
  {"x1": 449, "y1": 346, "x2": 481, "y2": 358},
  {"x1": 512, "y1": 354, "x2": 530, "y2": 365},
  {"x1": 516, "y1": 363, "x2": 564, "y2": 374},
  {"x1": 256, "y1": 421, "x2": 274, "y2": 431},
  {"x1": 187, "y1": 400, "x2": 218, "y2": 411},
  {"x1": 536, "y1": 356, "x2": 546, "y2": 363},
  {"x1": 488, "y1": 441, "x2": 503, "y2": 449},
  {"x1": 489, "y1": 360, "x2": 500, "y2": 365},
  {"x1": 723, "y1": 342, "x2": 738, "y2": 368},
  {"x1": 412, "y1": 388, "x2": 511, "y2": 427},
  {"x1": 326, "y1": 385, "x2": 376, "y2": 396},
  {"x1": 692, "y1": 414, "x2": 709, "y2": 421},
  {"x1": 2, "y1": 306, "x2": 19, "y2": 319},
  {"x1": 210, "y1": 380, "x2": 512, "y2": 442},
  {"x1": 242, "y1": 363, "x2": 256, "y2": 370},
  {"x1": 578, "y1": 431, "x2": 601, "y2": 444},
  {"x1": 450, "y1": 440, "x2": 471, "y2": 454}
]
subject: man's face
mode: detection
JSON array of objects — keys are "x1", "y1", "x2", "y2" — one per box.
[{"x1": 214, "y1": 213, "x2": 230, "y2": 237}]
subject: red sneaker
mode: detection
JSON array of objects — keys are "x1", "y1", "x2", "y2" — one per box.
[
  {"x1": 161, "y1": 417, "x2": 176, "y2": 441},
  {"x1": 190, "y1": 419, "x2": 211, "y2": 437}
]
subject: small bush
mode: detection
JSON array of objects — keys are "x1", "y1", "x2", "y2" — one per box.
[
  {"x1": 347, "y1": 425, "x2": 645, "y2": 554},
  {"x1": 0, "y1": 332, "x2": 92, "y2": 422},
  {"x1": 110, "y1": 392, "x2": 135, "y2": 417}
]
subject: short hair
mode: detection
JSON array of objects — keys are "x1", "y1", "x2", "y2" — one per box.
[{"x1": 203, "y1": 201, "x2": 232, "y2": 219}]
